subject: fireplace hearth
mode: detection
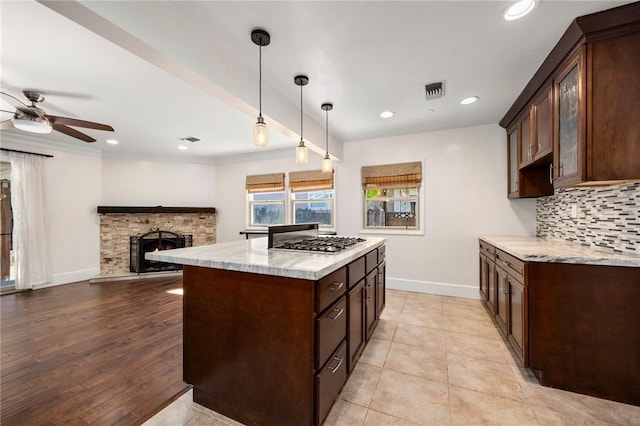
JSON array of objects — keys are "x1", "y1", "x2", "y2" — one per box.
[{"x1": 130, "y1": 229, "x2": 193, "y2": 274}]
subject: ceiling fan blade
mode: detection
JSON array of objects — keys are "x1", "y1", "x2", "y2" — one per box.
[
  {"x1": 0, "y1": 91, "x2": 33, "y2": 114},
  {"x1": 52, "y1": 123, "x2": 96, "y2": 143},
  {"x1": 48, "y1": 115, "x2": 113, "y2": 131},
  {"x1": 0, "y1": 119, "x2": 14, "y2": 130}
]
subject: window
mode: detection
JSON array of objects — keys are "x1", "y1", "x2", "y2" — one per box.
[
  {"x1": 292, "y1": 190, "x2": 334, "y2": 227},
  {"x1": 246, "y1": 173, "x2": 285, "y2": 227},
  {"x1": 249, "y1": 191, "x2": 285, "y2": 226},
  {"x1": 289, "y1": 170, "x2": 335, "y2": 229},
  {"x1": 362, "y1": 161, "x2": 422, "y2": 231}
]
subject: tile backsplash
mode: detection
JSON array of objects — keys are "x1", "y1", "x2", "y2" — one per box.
[{"x1": 536, "y1": 181, "x2": 639, "y2": 254}]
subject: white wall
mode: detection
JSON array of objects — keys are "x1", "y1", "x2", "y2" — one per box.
[
  {"x1": 45, "y1": 149, "x2": 103, "y2": 286},
  {"x1": 338, "y1": 124, "x2": 536, "y2": 298},
  {"x1": 101, "y1": 158, "x2": 216, "y2": 206},
  {"x1": 214, "y1": 123, "x2": 536, "y2": 299}
]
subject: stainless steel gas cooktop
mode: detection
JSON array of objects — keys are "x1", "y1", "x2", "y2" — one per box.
[{"x1": 267, "y1": 224, "x2": 366, "y2": 254}]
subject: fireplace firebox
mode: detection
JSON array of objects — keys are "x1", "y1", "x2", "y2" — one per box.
[{"x1": 130, "y1": 229, "x2": 193, "y2": 273}]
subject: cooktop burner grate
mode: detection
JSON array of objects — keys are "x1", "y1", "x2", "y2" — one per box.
[{"x1": 274, "y1": 236, "x2": 367, "y2": 253}]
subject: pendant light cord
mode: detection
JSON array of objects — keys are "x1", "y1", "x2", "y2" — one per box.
[
  {"x1": 300, "y1": 84, "x2": 304, "y2": 140},
  {"x1": 258, "y1": 45, "x2": 263, "y2": 118},
  {"x1": 325, "y1": 109, "x2": 329, "y2": 154}
]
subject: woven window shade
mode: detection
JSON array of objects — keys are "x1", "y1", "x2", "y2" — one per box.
[
  {"x1": 361, "y1": 161, "x2": 422, "y2": 189},
  {"x1": 246, "y1": 173, "x2": 285, "y2": 193},
  {"x1": 289, "y1": 170, "x2": 334, "y2": 192}
]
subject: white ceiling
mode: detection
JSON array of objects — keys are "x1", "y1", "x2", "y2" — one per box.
[{"x1": 0, "y1": 0, "x2": 631, "y2": 164}]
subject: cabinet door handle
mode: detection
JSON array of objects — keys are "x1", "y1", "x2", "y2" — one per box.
[
  {"x1": 329, "y1": 282, "x2": 344, "y2": 292},
  {"x1": 328, "y1": 356, "x2": 344, "y2": 373},
  {"x1": 549, "y1": 164, "x2": 554, "y2": 183},
  {"x1": 528, "y1": 144, "x2": 532, "y2": 160},
  {"x1": 329, "y1": 307, "x2": 344, "y2": 321}
]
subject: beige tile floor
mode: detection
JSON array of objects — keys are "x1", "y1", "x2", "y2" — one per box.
[{"x1": 143, "y1": 290, "x2": 640, "y2": 425}]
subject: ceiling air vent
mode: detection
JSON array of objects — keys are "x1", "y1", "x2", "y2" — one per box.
[
  {"x1": 180, "y1": 136, "x2": 200, "y2": 143},
  {"x1": 425, "y1": 81, "x2": 445, "y2": 100}
]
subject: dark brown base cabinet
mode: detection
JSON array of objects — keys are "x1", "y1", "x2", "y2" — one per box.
[
  {"x1": 478, "y1": 239, "x2": 640, "y2": 407},
  {"x1": 183, "y1": 245, "x2": 385, "y2": 426}
]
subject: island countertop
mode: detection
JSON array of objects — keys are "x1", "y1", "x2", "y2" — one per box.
[
  {"x1": 145, "y1": 236, "x2": 386, "y2": 280},
  {"x1": 479, "y1": 235, "x2": 640, "y2": 267}
]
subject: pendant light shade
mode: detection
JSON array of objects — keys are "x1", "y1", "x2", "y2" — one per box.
[
  {"x1": 294, "y1": 75, "x2": 309, "y2": 164},
  {"x1": 321, "y1": 103, "x2": 333, "y2": 173},
  {"x1": 251, "y1": 29, "x2": 270, "y2": 147}
]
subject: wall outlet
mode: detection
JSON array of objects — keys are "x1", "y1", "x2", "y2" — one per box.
[{"x1": 570, "y1": 204, "x2": 578, "y2": 219}]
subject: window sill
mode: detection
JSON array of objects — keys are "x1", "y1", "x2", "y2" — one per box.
[{"x1": 359, "y1": 229, "x2": 424, "y2": 236}]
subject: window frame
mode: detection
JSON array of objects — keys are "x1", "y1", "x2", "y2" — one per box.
[
  {"x1": 290, "y1": 188, "x2": 336, "y2": 230},
  {"x1": 247, "y1": 191, "x2": 286, "y2": 228},
  {"x1": 360, "y1": 160, "x2": 424, "y2": 236}
]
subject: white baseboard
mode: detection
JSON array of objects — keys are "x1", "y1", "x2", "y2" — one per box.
[
  {"x1": 34, "y1": 268, "x2": 100, "y2": 289},
  {"x1": 387, "y1": 277, "x2": 480, "y2": 300}
]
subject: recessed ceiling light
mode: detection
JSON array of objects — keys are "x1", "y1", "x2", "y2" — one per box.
[
  {"x1": 503, "y1": 0, "x2": 536, "y2": 21},
  {"x1": 460, "y1": 96, "x2": 479, "y2": 105},
  {"x1": 178, "y1": 145, "x2": 188, "y2": 150},
  {"x1": 106, "y1": 139, "x2": 118, "y2": 145},
  {"x1": 380, "y1": 111, "x2": 394, "y2": 118}
]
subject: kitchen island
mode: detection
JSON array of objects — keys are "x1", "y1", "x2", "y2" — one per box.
[{"x1": 147, "y1": 236, "x2": 386, "y2": 425}]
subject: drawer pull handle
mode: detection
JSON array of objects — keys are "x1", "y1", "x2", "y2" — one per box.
[
  {"x1": 329, "y1": 307, "x2": 344, "y2": 321},
  {"x1": 328, "y1": 356, "x2": 344, "y2": 373},
  {"x1": 329, "y1": 282, "x2": 344, "y2": 292}
]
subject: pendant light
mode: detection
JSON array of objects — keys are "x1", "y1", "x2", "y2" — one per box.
[
  {"x1": 321, "y1": 103, "x2": 333, "y2": 173},
  {"x1": 251, "y1": 29, "x2": 270, "y2": 147},
  {"x1": 294, "y1": 75, "x2": 309, "y2": 163}
]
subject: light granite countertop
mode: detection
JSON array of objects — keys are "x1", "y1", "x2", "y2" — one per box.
[
  {"x1": 145, "y1": 236, "x2": 386, "y2": 280},
  {"x1": 479, "y1": 235, "x2": 640, "y2": 267}
]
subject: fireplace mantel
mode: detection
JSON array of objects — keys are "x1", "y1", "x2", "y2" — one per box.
[{"x1": 97, "y1": 206, "x2": 216, "y2": 214}]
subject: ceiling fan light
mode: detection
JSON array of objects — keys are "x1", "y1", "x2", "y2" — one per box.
[
  {"x1": 11, "y1": 116, "x2": 52, "y2": 134},
  {"x1": 322, "y1": 154, "x2": 332, "y2": 173},
  {"x1": 253, "y1": 116, "x2": 268, "y2": 147},
  {"x1": 296, "y1": 140, "x2": 309, "y2": 164}
]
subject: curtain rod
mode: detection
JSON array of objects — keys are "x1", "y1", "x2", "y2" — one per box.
[{"x1": 0, "y1": 148, "x2": 54, "y2": 158}]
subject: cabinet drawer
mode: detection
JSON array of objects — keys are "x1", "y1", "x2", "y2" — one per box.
[
  {"x1": 317, "y1": 266, "x2": 347, "y2": 313},
  {"x1": 316, "y1": 296, "x2": 347, "y2": 369},
  {"x1": 377, "y1": 245, "x2": 386, "y2": 263},
  {"x1": 479, "y1": 240, "x2": 496, "y2": 259},
  {"x1": 496, "y1": 250, "x2": 524, "y2": 282},
  {"x1": 365, "y1": 249, "x2": 378, "y2": 273},
  {"x1": 315, "y1": 341, "x2": 347, "y2": 426},
  {"x1": 347, "y1": 257, "x2": 365, "y2": 289}
]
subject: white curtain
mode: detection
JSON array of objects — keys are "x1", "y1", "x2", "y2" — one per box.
[{"x1": 8, "y1": 152, "x2": 51, "y2": 290}]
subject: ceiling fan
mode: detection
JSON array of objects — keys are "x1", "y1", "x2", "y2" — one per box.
[{"x1": 0, "y1": 90, "x2": 114, "y2": 143}]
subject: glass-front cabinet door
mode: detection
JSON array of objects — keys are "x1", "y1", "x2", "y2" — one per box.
[
  {"x1": 554, "y1": 47, "x2": 585, "y2": 187},
  {"x1": 507, "y1": 125, "x2": 519, "y2": 197}
]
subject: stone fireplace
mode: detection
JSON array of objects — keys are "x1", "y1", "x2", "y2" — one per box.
[
  {"x1": 129, "y1": 229, "x2": 193, "y2": 273},
  {"x1": 97, "y1": 206, "x2": 216, "y2": 276}
]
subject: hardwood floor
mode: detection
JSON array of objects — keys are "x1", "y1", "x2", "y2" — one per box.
[{"x1": 1, "y1": 276, "x2": 189, "y2": 425}]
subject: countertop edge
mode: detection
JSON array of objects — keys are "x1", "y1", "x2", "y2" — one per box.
[
  {"x1": 146, "y1": 238, "x2": 385, "y2": 280},
  {"x1": 479, "y1": 235, "x2": 640, "y2": 268}
]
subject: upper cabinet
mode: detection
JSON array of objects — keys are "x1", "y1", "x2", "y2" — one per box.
[
  {"x1": 501, "y1": 2, "x2": 640, "y2": 196},
  {"x1": 552, "y1": 47, "x2": 586, "y2": 187}
]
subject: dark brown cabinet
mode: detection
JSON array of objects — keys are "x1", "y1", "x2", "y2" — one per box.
[
  {"x1": 502, "y1": 3, "x2": 640, "y2": 194},
  {"x1": 479, "y1": 237, "x2": 640, "y2": 406},
  {"x1": 531, "y1": 86, "x2": 553, "y2": 162},
  {"x1": 478, "y1": 240, "x2": 527, "y2": 364},
  {"x1": 553, "y1": 47, "x2": 585, "y2": 187},
  {"x1": 495, "y1": 265, "x2": 509, "y2": 334},
  {"x1": 347, "y1": 280, "x2": 364, "y2": 372},
  {"x1": 479, "y1": 240, "x2": 496, "y2": 314},
  {"x1": 183, "y1": 243, "x2": 386, "y2": 426},
  {"x1": 507, "y1": 278, "x2": 525, "y2": 360},
  {"x1": 364, "y1": 271, "x2": 377, "y2": 341}
]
